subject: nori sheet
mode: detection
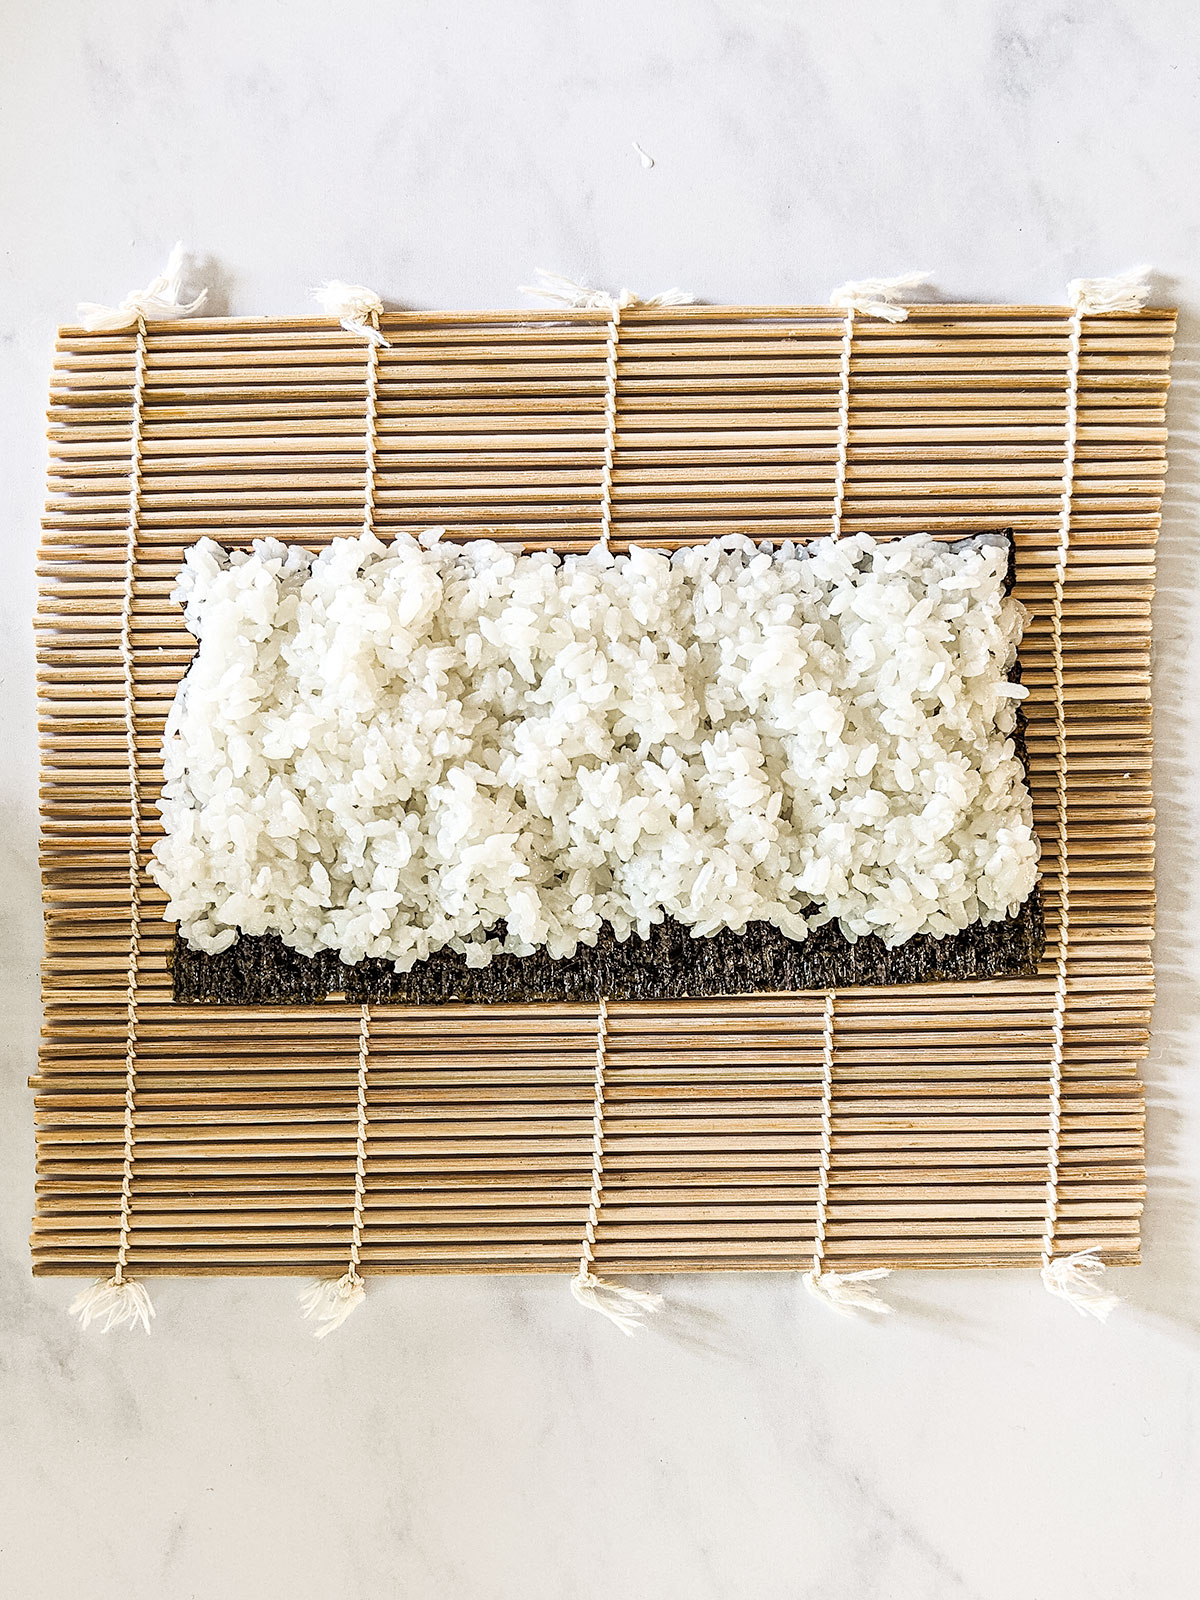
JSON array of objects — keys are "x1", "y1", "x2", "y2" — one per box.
[
  {"x1": 172, "y1": 890, "x2": 1044, "y2": 1004},
  {"x1": 168, "y1": 529, "x2": 1046, "y2": 1004}
]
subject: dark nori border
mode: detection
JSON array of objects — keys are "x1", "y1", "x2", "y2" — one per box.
[
  {"x1": 172, "y1": 889, "x2": 1043, "y2": 1004},
  {"x1": 169, "y1": 529, "x2": 1045, "y2": 1004}
]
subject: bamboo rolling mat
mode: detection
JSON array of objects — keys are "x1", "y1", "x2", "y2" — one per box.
[{"x1": 32, "y1": 301, "x2": 1173, "y2": 1279}]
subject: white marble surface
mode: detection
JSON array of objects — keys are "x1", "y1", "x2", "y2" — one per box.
[{"x1": 3, "y1": 3, "x2": 1200, "y2": 1595}]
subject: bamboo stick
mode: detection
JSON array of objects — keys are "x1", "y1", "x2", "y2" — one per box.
[{"x1": 31, "y1": 303, "x2": 1170, "y2": 1279}]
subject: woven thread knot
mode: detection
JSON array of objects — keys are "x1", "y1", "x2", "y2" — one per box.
[{"x1": 77, "y1": 242, "x2": 207, "y2": 332}]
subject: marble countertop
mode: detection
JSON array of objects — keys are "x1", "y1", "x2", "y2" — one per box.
[{"x1": 3, "y1": 3, "x2": 1198, "y2": 1596}]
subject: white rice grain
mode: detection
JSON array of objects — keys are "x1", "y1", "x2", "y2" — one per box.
[{"x1": 151, "y1": 530, "x2": 1039, "y2": 968}]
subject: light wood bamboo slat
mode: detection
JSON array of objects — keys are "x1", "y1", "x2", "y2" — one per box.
[{"x1": 31, "y1": 304, "x2": 1172, "y2": 1278}]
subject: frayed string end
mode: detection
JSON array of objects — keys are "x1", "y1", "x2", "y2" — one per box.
[
  {"x1": 69, "y1": 1275, "x2": 154, "y2": 1334},
  {"x1": 829, "y1": 273, "x2": 932, "y2": 323},
  {"x1": 571, "y1": 1272, "x2": 663, "y2": 1336},
  {"x1": 521, "y1": 270, "x2": 618, "y2": 310},
  {"x1": 1067, "y1": 268, "x2": 1152, "y2": 316},
  {"x1": 642, "y1": 286, "x2": 697, "y2": 307},
  {"x1": 78, "y1": 241, "x2": 208, "y2": 332},
  {"x1": 805, "y1": 1267, "x2": 893, "y2": 1317},
  {"x1": 1041, "y1": 1249, "x2": 1120, "y2": 1323},
  {"x1": 521, "y1": 269, "x2": 695, "y2": 312},
  {"x1": 313, "y1": 281, "x2": 389, "y2": 346},
  {"x1": 300, "y1": 1270, "x2": 366, "y2": 1338}
]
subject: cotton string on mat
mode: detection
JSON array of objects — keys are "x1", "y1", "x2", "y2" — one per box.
[
  {"x1": 68, "y1": 245, "x2": 210, "y2": 1332},
  {"x1": 525, "y1": 273, "x2": 689, "y2": 1328},
  {"x1": 297, "y1": 281, "x2": 385, "y2": 1334},
  {"x1": 522, "y1": 270, "x2": 694, "y2": 556},
  {"x1": 1035, "y1": 268, "x2": 1151, "y2": 1322},
  {"x1": 75, "y1": 242, "x2": 208, "y2": 335},
  {"x1": 36, "y1": 262, "x2": 1167, "y2": 1334},
  {"x1": 801, "y1": 272, "x2": 929, "y2": 1319},
  {"x1": 570, "y1": 999, "x2": 664, "y2": 1333}
]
